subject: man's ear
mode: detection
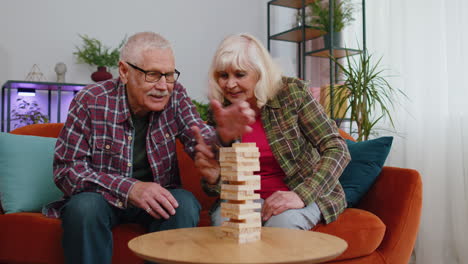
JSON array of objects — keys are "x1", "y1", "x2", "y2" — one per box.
[{"x1": 119, "y1": 61, "x2": 129, "y2": 84}]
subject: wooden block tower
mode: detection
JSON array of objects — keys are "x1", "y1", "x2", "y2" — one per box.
[{"x1": 219, "y1": 143, "x2": 262, "y2": 243}]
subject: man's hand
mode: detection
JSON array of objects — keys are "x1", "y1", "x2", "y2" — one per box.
[
  {"x1": 211, "y1": 100, "x2": 255, "y2": 144},
  {"x1": 191, "y1": 126, "x2": 220, "y2": 184},
  {"x1": 261, "y1": 191, "x2": 305, "y2": 221},
  {"x1": 128, "y1": 182, "x2": 179, "y2": 219}
]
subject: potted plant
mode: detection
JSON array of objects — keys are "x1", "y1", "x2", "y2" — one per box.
[
  {"x1": 11, "y1": 98, "x2": 49, "y2": 128},
  {"x1": 330, "y1": 50, "x2": 407, "y2": 141},
  {"x1": 191, "y1": 99, "x2": 209, "y2": 121},
  {"x1": 307, "y1": 0, "x2": 355, "y2": 48},
  {"x1": 74, "y1": 34, "x2": 125, "y2": 82}
]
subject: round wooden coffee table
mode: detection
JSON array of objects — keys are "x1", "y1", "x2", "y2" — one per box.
[{"x1": 128, "y1": 226, "x2": 347, "y2": 264}]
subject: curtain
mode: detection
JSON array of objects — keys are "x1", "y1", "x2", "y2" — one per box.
[{"x1": 352, "y1": 0, "x2": 468, "y2": 263}]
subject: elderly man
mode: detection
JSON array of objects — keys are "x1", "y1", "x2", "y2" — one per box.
[{"x1": 44, "y1": 32, "x2": 255, "y2": 264}]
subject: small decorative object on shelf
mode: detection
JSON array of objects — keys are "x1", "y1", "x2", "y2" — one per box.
[
  {"x1": 294, "y1": 6, "x2": 312, "y2": 27},
  {"x1": 90, "y1": 66, "x2": 112, "y2": 82},
  {"x1": 74, "y1": 34, "x2": 125, "y2": 82},
  {"x1": 54, "y1": 62, "x2": 67, "y2": 82},
  {"x1": 25, "y1": 64, "x2": 47, "y2": 82}
]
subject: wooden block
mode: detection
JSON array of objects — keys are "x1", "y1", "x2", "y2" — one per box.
[
  {"x1": 219, "y1": 155, "x2": 258, "y2": 162},
  {"x1": 221, "y1": 201, "x2": 261, "y2": 213},
  {"x1": 220, "y1": 211, "x2": 261, "y2": 221},
  {"x1": 220, "y1": 191, "x2": 260, "y2": 201},
  {"x1": 221, "y1": 226, "x2": 261, "y2": 234},
  {"x1": 221, "y1": 174, "x2": 260, "y2": 182},
  {"x1": 221, "y1": 181, "x2": 260, "y2": 191},
  {"x1": 219, "y1": 152, "x2": 260, "y2": 160},
  {"x1": 221, "y1": 178, "x2": 260, "y2": 186},
  {"x1": 241, "y1": 152, "x2": 260, "y2": 158},
  {"x1": 220, "y1": 165, "x2": 260, "y2": 172},
  {"x1": 219, "y1": 147, "x2": 259, "y2": 153},
  {"x1": 222, "y1": 220, "x2": 262, "y2": 229},
  {"x1": 220, "y1": 161, "x2": 260, "y2": 168},
  {"x1": 232, "y1": 143, "x2": 257, "y2": 148},
  {"x1": 220, "y1": 171, "x2": 254, "y2": 177},
  {"x1": 221, "y1": 230, "x2": 261, "y2": 243},
  {"x1": 221, "y1": 209, "x2": 252, "y2": 219}
]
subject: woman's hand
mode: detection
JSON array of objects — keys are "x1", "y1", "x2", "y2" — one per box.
[
  {"x1": 261, "y1": 191, "x2": 305, "y2": 221},
  {"x1": 211, "y1": 100, "x2": 255, "y2": 144},
  {"x1": 191, "y1": 126, "x2": 220, "y2": 184}
]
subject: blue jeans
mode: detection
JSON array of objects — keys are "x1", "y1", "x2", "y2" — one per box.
[
  {"x1": 60, "y1": 189, "x2": 201, "y2": 264},
  {"x1": 211, "y1": 199, "x2": 322, "y2": 230}
]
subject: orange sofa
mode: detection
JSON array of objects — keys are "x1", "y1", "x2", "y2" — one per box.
[{"x1": 0, "y1": 123, "x2": 422, "y2": 264}]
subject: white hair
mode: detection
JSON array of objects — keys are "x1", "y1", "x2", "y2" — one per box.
[
  {"x1": 208, "y1": 33, "x2": 283, "y2": 108},
  {"x1": 120, "y1": 32, "x2": 172, "y2": 64}
]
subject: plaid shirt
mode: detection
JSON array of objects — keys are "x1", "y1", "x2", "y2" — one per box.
[
  {"x1": 43, "y1": 78, "x2": 215, "y2": 218},
  {"x1": 203, "y1": 77, "x2": 350, "y2": 223}
]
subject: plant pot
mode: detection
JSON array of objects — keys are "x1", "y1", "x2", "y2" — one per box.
[
  {"x1": 323, "y1": 32, "x2": 342, "y2": 49},
  {"x1": 91, "y1": 66, "x2": 113, "y2": 82}
]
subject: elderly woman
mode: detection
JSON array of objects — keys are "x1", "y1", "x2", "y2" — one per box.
[{"x1": 192, "y1": 33, "x2": 350, "y2": 230}]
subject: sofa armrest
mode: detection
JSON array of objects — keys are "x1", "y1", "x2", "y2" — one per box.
[{"x1": 357, "y1": 166, "x2": 422, "y2": 264}]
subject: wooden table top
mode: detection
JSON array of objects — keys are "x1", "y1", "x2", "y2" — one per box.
[{"x1": 128, "y1": 226, "x2": 347, "y2": 264}]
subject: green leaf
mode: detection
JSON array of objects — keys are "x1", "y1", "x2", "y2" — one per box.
[
  {"x1": 74, "y1": 34, "x2": 126, "y2": 68},
  {"x1": 307, "y1": 0, "x2": 355, "y2": 32},
  {"x1": 331, "y1": 49, "x2": 408, "y2": 141},
  {"x1": 191, "y1": 99, "x2": 209, "y2": 121}
]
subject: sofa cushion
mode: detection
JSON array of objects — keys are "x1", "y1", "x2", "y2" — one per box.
[
  {"x1": 340, "y1": 137, "x2": 393, "y2": 207},
  {"x1": 0, "y1": 212, "x2": 145, "y2": 264},
  {"x1": 313, "y1": 208, "x2": 386, "y2": 260},
  {"x1": 0, "y1": 133, "x2": 63, "y2": 213}
]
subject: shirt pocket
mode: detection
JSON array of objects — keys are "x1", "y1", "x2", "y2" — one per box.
[{"x1": 93, "y1": 139, "x2": 125, "y2": 173}]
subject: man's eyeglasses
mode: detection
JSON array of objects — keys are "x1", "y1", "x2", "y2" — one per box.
[{"x1": 126, "y1": 62, "x2": 180, "y2": 83}]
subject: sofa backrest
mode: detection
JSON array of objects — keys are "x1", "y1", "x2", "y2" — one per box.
[
  {"x1": 10, "y1": 123, "x2": 64, "y2": 138},
  {"x1": 7, "y1": 123, "x2": 354, "y2": 212},
  {"x1": 8, "y1": 123, "x2": 217, "y2": 210}
]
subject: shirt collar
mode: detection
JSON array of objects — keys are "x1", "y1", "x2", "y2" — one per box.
[{"x1": 116, "y1": 78, "x2": 132, "y2": 123}]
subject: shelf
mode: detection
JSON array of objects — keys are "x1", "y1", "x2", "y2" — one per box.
[
  {"x1": 270, "y1": 26, "x2": 324, "y2": 42},
  {"x1": 269, "y1": 0, "x2": 319, "y2": 9},
  {"x1": 1, "y1": 80, "x2": 88, "y2": 132},
  {"x1": 306, "y1": 48, "x2": 361, "y2": 58},
  {"x1": 2, "y1": 80, "x2": 87, "y2": 92}
]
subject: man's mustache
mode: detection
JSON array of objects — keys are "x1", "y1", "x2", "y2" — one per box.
[{"x1": 147, "y1": 90, "x2": 170, "y2": 97}]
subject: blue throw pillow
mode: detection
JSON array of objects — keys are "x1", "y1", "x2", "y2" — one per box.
[
  {"x1": 340, "y1": 137, "x2": 393, "y2": 207},
  {"x1": 0, "y1": 133, "x2": 63, "y2": 213}
]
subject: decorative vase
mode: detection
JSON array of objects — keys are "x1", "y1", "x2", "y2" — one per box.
[
  {"x1": 91, "y1": 66, "x2": 113, "y2": 82},
  {"x1": 323, "y1": 32, "x2": 342, "y2": 49}
]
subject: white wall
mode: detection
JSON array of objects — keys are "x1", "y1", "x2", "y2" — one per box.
[{"x1": 0, "y1": 0, "x2": 269, "y2": 105}]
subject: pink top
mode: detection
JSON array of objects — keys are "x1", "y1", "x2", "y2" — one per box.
[{"x1": 241, "y1": 115, "x2": 290, "y2": 199}]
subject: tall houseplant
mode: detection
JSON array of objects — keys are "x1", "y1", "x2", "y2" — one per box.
[
  {"x1": 74, "y1": 34, "x2": 125, "y2": 82},
  {"x1": 331, "y1": 50, "x2": 407, "y2": 141},
  {"x1": 308, "y1": 0, "x2": 355, "y2": 47}
]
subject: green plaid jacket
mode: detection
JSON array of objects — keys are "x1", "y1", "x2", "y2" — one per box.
[{"x1": 203, "y1": 77, "x2": 350, "y2": 224}]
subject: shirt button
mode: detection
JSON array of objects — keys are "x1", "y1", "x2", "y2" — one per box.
[
  {"x1": 127, "y1": 162, "x2": 132, "y2": 167},
  {"x1": 128, "y1": 136, "x2": 133, "y2": 141},
  {"x1": 165, "y1": 133, "x2": 170, "y2": 138},
  {"x1": 117, "y1": 201, "x2": 123, "y2": 207},
  {"x1": 105, "y1": 145, "x2": 111, "y2": 150}
]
